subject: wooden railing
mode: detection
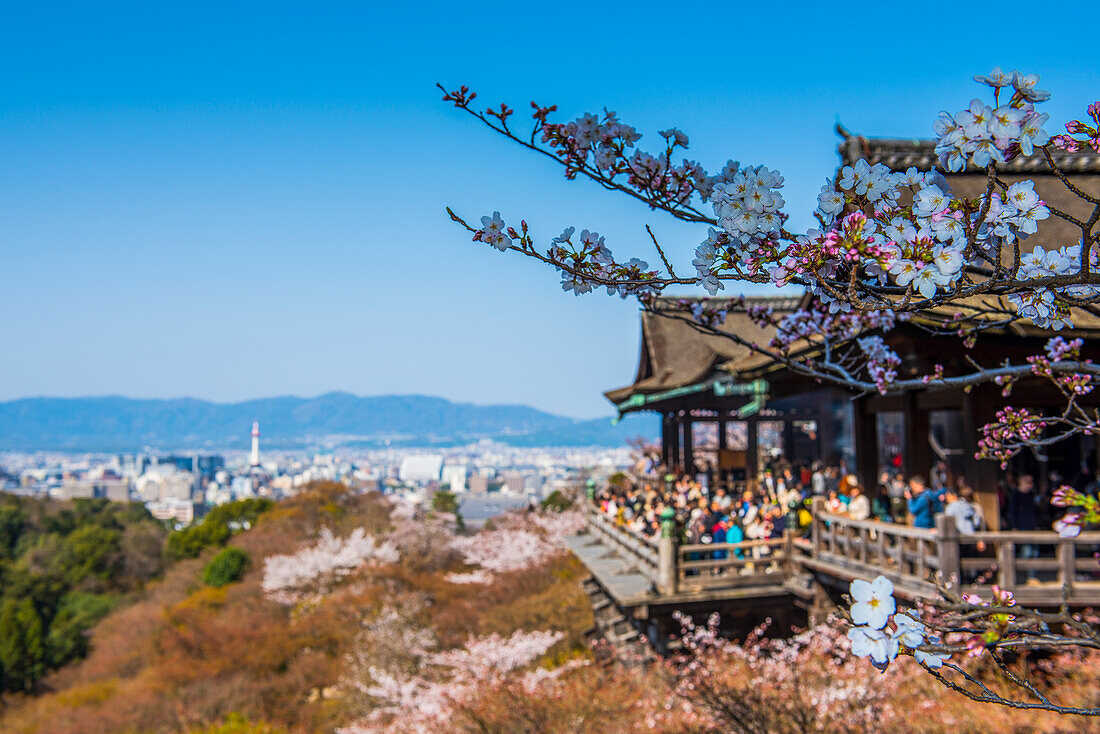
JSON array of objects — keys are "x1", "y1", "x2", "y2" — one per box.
[
  {"x1": 583, "y1": 503, "x2": 661, "y2": 583},
  {"x1": 806, "y1": 500, "x2": 943, "y2": 594},
  {"x1": 956, "y1": 531, "x2": 1100, "y2": 605},
  {"x1": 805, "y1": 497, "x2": 1100, "y2": 605},
  {"x1": 678, "y1": 533, "x2": 794, "y2": 592},
  {"x1": 582, "y1": 498, "x2": 1100, "y2": 606}
]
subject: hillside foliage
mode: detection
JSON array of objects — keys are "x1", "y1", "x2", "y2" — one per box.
[
  {"x1": 202, "y1": 548, "x2": 251, "y2": 588},
  {"x1": 166, "y1": 498, "x2": 273, "y2": 560},
  {"x1": 0, "y1": 495, "x2": 165, "y2": 692},
  {"x1": 0, "y1": 483, "x2": 1097, "y2": 732}
]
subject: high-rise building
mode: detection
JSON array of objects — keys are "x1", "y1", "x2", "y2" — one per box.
[
  {"x1": 135, "y1": 466, "x2": 194, "y2": 503},
  {"x1": 502, "y1": 471, "x2": 527, "y2": 495},
  {"x1": 467, "y1": 474, "x2": 489, "y2": 495},
  {"x1": 398, "y1": 455, "x2": 443, "y2": 483},
  {"x1": 251, "y1": 422, "x2": 261, "y2": 467},
  {"x1": 441, "y1": 464, "x2": 468, "y2": 493}
]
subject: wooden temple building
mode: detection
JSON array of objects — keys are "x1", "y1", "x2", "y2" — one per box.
[
  {"x1": 604, "y1": 132, "x2": 1100, "y2": 528},
  {"x1": 571, "y1": 132, "x2": 1100, "y2": 659},
  {"x1": 604, "y1": 295, "x2": 854, "y2": 492}
]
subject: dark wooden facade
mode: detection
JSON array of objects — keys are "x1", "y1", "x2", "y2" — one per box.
[{"x1": 605, "y1": 296, "x2": 854, "y2": 491}]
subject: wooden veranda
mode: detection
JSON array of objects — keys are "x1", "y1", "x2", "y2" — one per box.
[{"x1": 568, "y1": 501, "x2": 1100, "y2": 658}]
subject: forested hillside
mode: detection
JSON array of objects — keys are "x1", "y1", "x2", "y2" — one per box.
[
  {"x1": 0, "y1": 494, "x2": 272, "y2": 696},
  {"x1": 0, "y1": 496, "x2": 166, "y2": 692},
  {"x1": 1, "y1": 486, "x2": 1096, "y2": 734}
]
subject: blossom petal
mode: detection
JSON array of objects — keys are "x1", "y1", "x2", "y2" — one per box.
[
  {"x1": 869, "y1": 575, "x2": 894, "y2": 599},
  {"x1": 850, "y1": 578, "x2": 873, "y2": 603}
]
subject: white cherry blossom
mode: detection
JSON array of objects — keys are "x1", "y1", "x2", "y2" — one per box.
[
  {"x1": 849, "y1": 575, "x2": 896, "y2": 629},
  {"x1": 847, "y1": 625, "x2": 899, "y2": 665}
]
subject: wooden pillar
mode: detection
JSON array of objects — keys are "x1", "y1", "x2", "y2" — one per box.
[
  {"x1": 782, "y1": 419, "x2": 795, "y2": 464},
  {"x1": 904, "y1": 392, "x2": 931, "y2": 482},
  {"x1": 717, "y1": 420, "x2": 728, "y2": 491},
  {"x1": 669, "y1": 413, "x2": 681, "y2": 472},
  {"x1": 657, "y1": 508, "x2": 678, "y2": 595},
  {"x1": 661, "y1": 413, "x2": 673, "y2": 468},
  {"x1": 935, "y1": 512, "x2": 960, "y2": 585},
  {"x1": 682, "y1": 418, "x2": 694, "y2": 475},
  {"x1": 853, "y1": 397, "x2": 878, "y2": 493},
  {"x1": 997, "y1": 542, "x2": 1017, "y2": 587},
  {"x1": 811, "y1": 496, "x2": 824, "y2": 557},
  {"x1": 962, "y1": 386, "x2": 1000, "y2": 530},
  {"x1": 746, "y1": 418, "x2": 759, "y2": 491},
  {"x1": 1094, "y1": 432, "x2": 1100, "y2": 475}
]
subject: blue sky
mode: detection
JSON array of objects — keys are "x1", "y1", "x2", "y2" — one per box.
[{"x1": 2, "y1": 2, "x2": 1098, "y2": 418}]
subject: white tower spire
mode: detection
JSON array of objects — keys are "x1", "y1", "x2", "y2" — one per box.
[{"x1": 250, "y1": 422, "x2": 260, "y2": 467}]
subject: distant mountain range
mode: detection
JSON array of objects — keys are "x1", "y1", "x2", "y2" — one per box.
[{"x1": 0, "y1": 393, "x2": 657, "y2": 452}]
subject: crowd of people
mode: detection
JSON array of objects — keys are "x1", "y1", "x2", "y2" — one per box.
[
  {"x1": 593, "y1": 461, "x2": 870, "y2": 547},
  {"x1": 592, "y1": 457, "x2": 1082, "y2": 550}
]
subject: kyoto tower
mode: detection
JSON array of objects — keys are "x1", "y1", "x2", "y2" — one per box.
[{"x1": 250, "y1": 421, "x2": 261, "y2": 467}]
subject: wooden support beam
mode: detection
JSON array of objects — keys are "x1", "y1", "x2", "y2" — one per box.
[
  {"x1": 916, "y1": 388, "x2": 965, "y2": 411},
  {"x1": 904, "y1": 391, "x2": 931, "y2": 481},
  {"x1": 661, "y1": 414, "x2": 672, "y2": 468},
  {"x1": 997, "y1": 542, "x2": 1017, "y2": 588},
  {"x1": 746, "y1": 419, "x2": 758, "y2": 490},
  {"x1": 864, "y1": 393, "x2": 907, "y2": 413},
  {"x1": 935, "y1": 513, "x2": 960, "y2": 585},
  {"x1": 682, "y1": 418, "x2": 694, "y2": 475},
  {"x1": 961, "y1": 387, "x2": 1000, "y2": 529},
  {"x1": 853, "y1": 397, "x2": 878, "y2": 492},
  {"x1": 1057, "y1": 539, "x2": 1075, "y2": 600},
  {"x1": 669, "y1": 414, "x2": 681, "y2": 472}
]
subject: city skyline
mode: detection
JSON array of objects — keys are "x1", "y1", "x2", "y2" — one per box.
[{"x1": 3, "y1": 2, "x2": 1099, "y2": 418}]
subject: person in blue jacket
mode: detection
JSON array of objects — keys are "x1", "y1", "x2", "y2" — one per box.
[
  {"x1": 905, "y1": 475, "x2": 936, "y2": 529},
  {"x1": 711, "y1": 516, "x2": 728, "y2": 560},
  {"x1": 724, "y1": 516, "x2": 745, "y2": 559}
]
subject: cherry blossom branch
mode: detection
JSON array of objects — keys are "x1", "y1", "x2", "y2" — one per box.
[
  {"x1": 844, "y1": 573, "x2": 1100, "y2": 717},
  {"x1": 438, "y1": 83, "x2": 717, "y2": 224}
]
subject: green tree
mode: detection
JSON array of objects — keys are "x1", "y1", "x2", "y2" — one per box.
[
  {"x1": 0, "y1": 598, "x2": 25, "y2": 692},
  {"x1": 540, "y1": 490, "x2": 573, "y2": 512},
  {"x1": 431, "y1": 490, "x2": 459, "y2": 515},
  {"x1": 0, "y1": 502, "x2": 26, "y2": 559},
  {"x1": 56, "y1": 525, "x2": 122, "y2": 587},
  {"x1": 431, "y1": 490, "x2": 464, "y2": 528},
  {"x1": 167, "y1": 520, "x2": 230, "y2": 560},
  {"x1": 0, "y1": 597, "x2": 45, "y2": 692},
  {"x1": 16, "y1": 597, "x2": 45, "y2": 688},
  {"x1": 45, "y1": 592, "x2": 115, "y2": 667},
  {"x1": 167, "y1": 499, "x2": 273, "y2": 560},
  {"x1": 0, "y1": 493, "x2": 176, "y2": 683},
  {"x1": 202, "y1": 547, "x2": 251, "y2": 588}
]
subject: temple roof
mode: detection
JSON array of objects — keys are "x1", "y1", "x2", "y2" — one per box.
[
  {"x1": 604, "y1": 132, "x2": 1100, "y2": 410},
  {"x1": 603, "y1": 295, "x2": 802, "y2": 407},
  {"x1": 836, "y1": 126, "x2": 1100, "y2": 248},
  {"x1": 835, "y1": 125, "x2": 1100, "y2": 174}
]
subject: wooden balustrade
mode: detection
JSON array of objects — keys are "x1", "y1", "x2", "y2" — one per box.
[
  {"x1": 584, "y1": 503, "x2": 661, "y2": 582},
  {"x1": 582, "y1": 498, "x2": 1100, "y2": 607},
  {"x1": 804, "y1": 498, "x2": 1100, "y2": 604},
  {"x1": 677, "y1": 533, "x2": 794, "y2": 592},
  {"x1": 806, "y1": 498, "x2": 942, "y2": 593},
  {"x1": 955, "y1": 530, "x2": 1100, "y2": 605}
]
